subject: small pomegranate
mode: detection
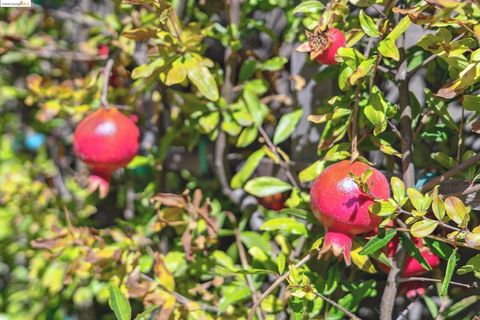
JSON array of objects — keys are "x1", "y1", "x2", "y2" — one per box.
[
  {"x1": 380, "y1": 237, "x2": 441, "y2": 298},
  {"x1": 257, "y1": 193, "x2": 288, "y2": 211},
  {"x1": 310, "y1": 160, "x2": 390, "y2": 265},
  {"x1": 296, "y1": 27, "x2": 346, "y2": 65},
  {"x1": 74, "y1": 107, "x2": 139, "y2": 198}
]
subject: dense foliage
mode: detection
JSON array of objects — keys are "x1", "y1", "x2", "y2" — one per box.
[{"x1": 1, "y1": 0, "x2": 480, "y2": 319}]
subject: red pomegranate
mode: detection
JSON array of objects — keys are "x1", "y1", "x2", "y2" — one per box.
[
  {"x1": 257, "y1": 193, "x2": 288, "y2": 211},
  {"x1": 316, "y1": 28, "x2": 346, "y2": 65},
  {"x1": 380, "y1": 237, "x2": 441, "y2": 298},
  {"x1": 73, "y1": 107, "x2": 139, "y2": 198},
  {"x1": 296, "y1": 28, "x2": 346, "y2": 65},
  {"x1": 310, "y1": 160, "x2": 390, "y2": 265}
]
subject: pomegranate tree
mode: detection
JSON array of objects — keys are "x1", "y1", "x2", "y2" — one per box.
[
  {"x1": 310, "y1": 160, "x2": 390, "y2": 265},
  {"x1": 296, "y1": 27, "x2": 346, "y2": 65},
  {"x1": 73, "y1": 107, "x2": 139, "y2": 198}
]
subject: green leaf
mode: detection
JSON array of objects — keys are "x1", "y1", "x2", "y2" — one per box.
[
  {"x1": 243, "y1": 89, "x2": 268, "y2": 127},
  {"x1": 432, "y1": 152, "x2": 456, "y2": 169},
  {"x1": 165, "y1": 58, "x2": 187, "y2": 85},
  {"x1": 364, "y1": 86, "x2": 388, "y2": 135},
  {"x1": 277, "y1": 252, "x2": 286, "y2": 274},
  {"x1": 236, "y1": 126, "x2": 258, "y2": 147},
  {"x1": 423, "y1": 296, "x2": 439, "y2": 318},
  {"x1": 239, "y1": 59, "x2": 257, "y2": 82},
  {"x1": 187, "y1": 65, "x2": 219, "y2": 101},
  {"x1": 444, "y1": 296, "x2": 480, "y2": 319},
  {"x1": 462, "y1": 95, "x2": 480, "y2": 112},
  {"x1": 432, "y1": 196, "x2": 445, "y2": 220},
  {"x1": 410, "y1": 220, "x2": 438, "y2": 238},
  {"x1": 369, "y1": 199, "x2": 397, "y2": 216},
  {"x1": 260, "y1": 57, "x2": 288, "y2": 71},
  {"x1": 292, "y1": 0, "x2": 325, "y2": 14},
  {"x1": 244, "y1": 177, "x2": 292, "y2": 197},
  {"x1": 386, "y1": 16, "x2": 411, "y2": 42},
  {"x1": 260, "y1": 217, "x2": 307, "y2": 236},
  {"x1": 298, "y1": 160, "x2": 325, "y2": 183},
  {"x1": 360, "y1": 230, "x2": 397, "y2": 255},
  {"x1": 407, "y1": 188, "x2": 431, "y2": 211},
  {"x1": 240, "y1": 231, "x2": 272, "y2": 254},
  {"x1": 425, "y1": 89, "x2": 457, "y2": 130},
  {"x1": 424, "y1": 238, "x2": 454, "y2": 261},
  {"x1": 219, "y1": 285, "x2": 250, "y2": 312},
  {"x1": 391, "y1": 177, "x2": 406, "y2": 205},
  {"x1": 108, "y1": 284, "x2": 131, "y2": 320},
  {"x1": 134, "y1": 306, "x2": 158, "y2": 320},
  {"x1": 378, "y1": 38, "x2": 399, "y2": 61},
  {"x1": 441, "y1": 249, "x2": 457, "y2": 296},
  {"x1": 350, "y1": 56, "x2": 377, "y2": 85},
  {"x1": 132, "y1": 58, "x2": 165, "y2": 79},
  {"x1": 231, "y1": 149, "x2": 265, "y2": 189},
  {"x1": 273, "y1": 109, "x2": 303, "y2": 145},
  {"x1": 359, "y1": 10, "x2": 379, "y2": 37},
  {"x1": 444, "y1": 196, "x2": 469, "y2": 227},
  {"x1": 400, "y1": 234, "x2": 432, "y2": 271}
]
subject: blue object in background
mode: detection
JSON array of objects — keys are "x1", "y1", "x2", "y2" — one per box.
[
  {"x1": 415, "y1": 172, "x2": 439, "y2": 190},
  {"x1": 24, "y1": 132, "x2": 46, "y2": 151}
]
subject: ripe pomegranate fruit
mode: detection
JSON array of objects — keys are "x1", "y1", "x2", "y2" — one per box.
[
  {"x1": 257, "y1": 192, "x2": 288, "y2": 211},
  {"x1": 74, "y1": 107, "x2": 139, "y2": 198},
  {"x1": 296, "y1": 27, "x2": 346, "y2": 65},
  {"x1": 310, "y1": 160, "x2": 389, "y2": 265},
  {"x1": 380, "y1": 237, "x2": 441, "y2": 298}
]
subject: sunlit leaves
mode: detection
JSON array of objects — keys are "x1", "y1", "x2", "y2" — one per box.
[
  {"x1": 187, "y1": 63, "x2": 219, "y2": 101},
  {"x1": 298, "y1": 160, "x2": 325, "y2": 183},
  {"x1": 360, "y1": 230, "x2": 397, "y2": 255},
  {"x1": 351, "y1": 242, "x2": 376, "y2": 273},
  {"x1": 231, "y1": 149, "x2": 265, "y2": 189},
  {"x1": 108, "y1": 284, "x2": 131, "y2": 320},
  {"x1": 378, "y1": 38, "x2": 399, "y2": 61},
  {"x1": 441, "y1": 250, "x2": 458, "y2": 296},
  {"x1": 444, "y1": 196, "x2": 470, "y2": 227},
  {"x1": 364, "y1": 86, "x2": 389, "y2": 135},
  {"x1": 359, "y1": 10, "x2": 379, "y2": 37},
  {"x1": 273, "y1": 109, "x2": 303, "y2": 145},
  {"x1": 292, "y1": 1, "x2": 325, "y2": 15},
  {"x1": 410, "y1": 220, "x2": 438, "y2": 238},
  {"x1": 260, "y1": 217, "x2": 308, "y2": 236},
  {"x1": 407, "y1": 187, "x2": 431, "y2": 216},
  {"x1": 400, "y1": 233, "x2": 432, "y2": 271},
  {"x1": 244, "y1": 177, "x2": 293, "y2": 197}
]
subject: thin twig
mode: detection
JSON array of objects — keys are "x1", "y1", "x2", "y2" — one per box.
[
  {"x1": 100, "y1": 59, "x2": 114, "y2": 110},
  {"x1": 225, "y1": 212, "x2": 265, "y2": 320},
  {"x1": 387, "y1": 227, "x2": 480, "y2": 251},
  {"x1": 394, "y1": 299, "x2": 417, "y2": 320},
  {"x1": 315, "y1": 292, "x2": 363, "y2": 320},
  {"x1": 400, "y1": 277, "x2": 478, "y2": 289},
  {"x1": 258, "y1": 126, "x2": 300, "y2": 189},
  {"x1": 397, "y1": 208, "x2": 464, "y2": 233},
  {"x1": 388, "y1": 120, "x2": 405, "y2": 144},
  {"x1": 247, "y1": 251, "x2": 314, "y2": 320},
  {"x1": 173, "y1": 292, "x2": 219, "y2": 313},
  {"x1": 407, "y1": 33, "x2": 465, "y2": 79},
  {"x1": 420, "y1": 152, "x2": 480, "y2": 193},
  {"x1": 444, "y1": 183, "x2": 480, "y2": 197}
]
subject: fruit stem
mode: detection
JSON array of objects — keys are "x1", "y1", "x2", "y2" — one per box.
[{"x1": 100, "y1": 58, "x2": 114, "y2": 110}]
